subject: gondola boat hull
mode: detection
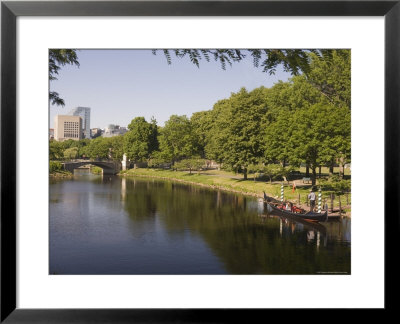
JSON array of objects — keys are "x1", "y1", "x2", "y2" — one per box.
[{"x1": 265, "y1": 202, "x2": 328, "y2": 222}]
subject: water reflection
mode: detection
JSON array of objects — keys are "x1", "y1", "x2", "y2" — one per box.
[
  {"x1": 50, "y1": 175, "x2": 350, "y2": 274},
  {"x1": 262, "y1": 208, "x2": 350, "y2": 259}
]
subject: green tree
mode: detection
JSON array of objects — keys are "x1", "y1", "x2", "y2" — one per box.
[
  {"x1": 154, "y1": 49, "x2": 348, "y2": 102},
  {"x1": 58, "y1": 139, "x2": 78, "y2": 150},
  {"x1": 86, "y1": 137, "x2": 110, "y2": 160},
  {"x1": 108, "y1": 135, "x2": 125, "y2": 161},
  {"x1": 247, "y1": 163, "x2": 265, "y2": 182},
  {"x1": 262, "y1": 164, "x2": 282, "y2": 184},
  {"x1": 262, "y1": 51, "x2": 350, "y2": 179},
  {"x1": 158, "y1": 115, "x2": 198, "y2": 164},
  {"x1": 263, "y1": 108, "x2": 294, "y2": 167},
  {"x1": 154, "y1": 49, "x2": 331, "y2": 76},
  {"x1": 211, "y1": 88, "x2": 268, "y2": 179},
  {"x1": 190, "y1": 110, "x2": 214, "y2": 158},
  {"x1": 49, "y1": 161, "x2": 63, "y2": 173},
  {"x1": 331, "y1": 178, "x2": 351, "y2": 195},
  {"x1": 49, "y1": 49, "x2": 80, "y2": 106},
  {"x1": 174, "y1": 158, "x2": 205, "y2": 174},
  {"x1": 288, "y1": 103, "x2": 351, "y2": 186},
  {"x1": 58, "y1": 138, "x2": 91, "y2": 158},
  {"x1": 123, "y1": 117, "x2": 158, "y2": 162},
  {"x1": 265, "y1": 76, "x2": 324, "y2": 118},
  {"x1": 63, "y1": 147, "x2": 79, "y2": 160},
  {"x1": 148, "y1": 151, "x2": 171, "y2": 168},
  {"x1": 203, "y1": 99, "x2": 231, "y2": 168},
  {"x1": 305, "y1": 50, "x2": 351, "y2": 108},
  {"x1": 76, "y1": 138, "x2": 91, "y2": 158},
  {"x1": 49, "y1": 140, "x2": 64, "y2": 160}
]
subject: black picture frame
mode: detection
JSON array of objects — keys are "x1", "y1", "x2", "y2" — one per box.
[{"x1": 1, "y1": 0, "x2": 398, "y2": 321}]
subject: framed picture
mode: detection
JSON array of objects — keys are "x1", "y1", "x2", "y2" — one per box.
[{"x1": 1, "y1": 0, "x2": 397, "y2": 321}]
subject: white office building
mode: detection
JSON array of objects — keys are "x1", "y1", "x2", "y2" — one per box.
[
  {"x1": 102, "y1": 124, "x2": 127, "y2": 137},
  {"x1": 69, "y1": 107, "x2": 91, "y2": 139}
]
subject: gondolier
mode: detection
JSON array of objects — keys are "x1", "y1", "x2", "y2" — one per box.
[{"x1": 308, "y1": 189, "x2": 316, "y2": 212}]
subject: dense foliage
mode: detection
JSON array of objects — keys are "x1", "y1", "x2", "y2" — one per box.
[
  {"x1": 49, "y1": 161, "x2": 62, "y2": 173},
  {"x1": 124, "y1": 117, "x2": 158, "y2": 162},
  {"x1": 50, "y1": 50, "x2": 351, "y2": 186}
]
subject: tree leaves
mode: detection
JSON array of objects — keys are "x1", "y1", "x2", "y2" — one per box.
[
  {"x1": 152, "y1": 49, "x2": 245, "y2": 71},
  {"x1": 49, "y1": 49, "x2": 80, "y2": 107},
  {"x1": 154, "y1": 49, "x2": 350, "y2": 108},
  {"x1": 157, "y1": 115, "x2": 199, "y2": 163},
  {"x1": 49, "y1": 91, "x2": 65, "y2": 107},
  {"x1": 124, "y1": 117, "x2": 159, "y2": 162},
  {"x1": 49, "y1": 49, "x2": 80, "y2": 81},
  {"x1": 201, "y1": 87, "x2": 268, "y2": 177}
]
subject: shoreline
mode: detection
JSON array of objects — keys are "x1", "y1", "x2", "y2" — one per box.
[
  {"x1": 120, "y1": 172, "x2": 265, "y2": 200},
  {"x1": 49, "y1": 172, "x2": 73, "y2": 179},
  {"x1": 120, "y1": 171, "x2": 350, "y2": 218}
]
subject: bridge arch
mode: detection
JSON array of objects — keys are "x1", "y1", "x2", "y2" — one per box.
[{"x1": 62, "y1": 160, "x2": 121, "y2": 175}]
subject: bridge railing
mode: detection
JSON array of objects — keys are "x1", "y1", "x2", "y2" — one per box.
[{"x1": 62, "y1": 159, "x2": 118, "y2": 163}]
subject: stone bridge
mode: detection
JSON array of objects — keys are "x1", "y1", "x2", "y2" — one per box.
[{"x1": 62, "y1": 160, "x2": 121, "y2": 175}]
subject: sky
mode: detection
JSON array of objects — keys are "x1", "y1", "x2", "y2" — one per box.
[{"x1": 49, "y1": 49, "x2": 291, "y2": 129}]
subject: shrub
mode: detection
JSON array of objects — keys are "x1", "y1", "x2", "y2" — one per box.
[
  {"x1": 319, "y1": 174, "x2": 351, "y2": 194},
  {"x1": 174, "y1": 158, "x2": 205, "y2": 174},
  {"x1": 49, "y1": 161, "x2": 62, "y2": 173},
  {"x1": 90, "y1": 166, "x2": 103, "y2": 174},
  {"x1": 263, "y1": 164, "x2": 282, "y2": 183},
  {"x1": 63, "y1": 147, "x2": 79, "y2": 160}
]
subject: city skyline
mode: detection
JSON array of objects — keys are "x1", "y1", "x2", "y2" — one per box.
[
  {"x1": 49, "y1": 49, "x2": 291, "y2": 129},
  {"x1": 68, "y1": 106, "x2": 91, "y2": 139}
]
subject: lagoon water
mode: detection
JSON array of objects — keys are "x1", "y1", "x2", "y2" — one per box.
[{"x1": 49, "y1": 170, "x2": 351, "y2": 275}]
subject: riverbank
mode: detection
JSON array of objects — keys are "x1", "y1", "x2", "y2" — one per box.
[
  {"x1": 49, "y1": 171, "x2": 73, "y2": 178},
  {"x1": 120, "y1": 168, "x2": 351, "y2": 217},
  {"x1": 121, "y1": 168, "x2": 263, "y2": 199},
  {"x1": 90, "y1": 166, "x2": 103, "y2": 174}
]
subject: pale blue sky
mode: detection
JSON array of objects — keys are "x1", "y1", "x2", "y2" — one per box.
[{"x1": 49, "y1": 49, "x2": 291, "y2": 129}]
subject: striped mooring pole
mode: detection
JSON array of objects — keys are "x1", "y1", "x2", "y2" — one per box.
[
  {"x1": 280, "y1": 183, "x2": 284, "y2": 202},
  {"x1": 318, "y1": 187, "x2": 322, "y2": 213}
]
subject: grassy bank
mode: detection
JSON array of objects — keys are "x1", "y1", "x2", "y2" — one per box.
[
  {"x1": 121, "y1": 168, "x2": 351, "y2": 215},
  {"x1": 90, "y1": 166, "x2": 103, "y2": 175},
  {"x1": 49, "y1": 170, "x2": 73, "y2": 178},
  {"x1": 49, "y1": 161, "x2": 72, "y2": 178}
]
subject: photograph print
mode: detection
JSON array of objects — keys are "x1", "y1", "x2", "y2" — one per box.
[{"x1": 49, "y1": 49, "x2": 351, "y2": 275}]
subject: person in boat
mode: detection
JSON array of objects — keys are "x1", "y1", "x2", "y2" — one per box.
[
  {"x1": 308, "y1": 189, "x2": 316, "y2": 212},
  {"x1": 285, "y1": 202, "x2": 291, "y2": 211},
  {"x1": 292, "y1": 205, "x2": 302, "y2": 213},
  {"x1": 290, "y1": 202, "x2": 294, "y2": 212}
]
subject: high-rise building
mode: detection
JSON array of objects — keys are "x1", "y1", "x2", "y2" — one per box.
[
  {"x1": 69, "y1": 107, "x2": 91, "y2": 139},
  {"x1": 54, "y1": 115, "x2": 82, "y2": 141}
]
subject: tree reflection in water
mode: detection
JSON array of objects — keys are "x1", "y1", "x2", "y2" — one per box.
[
  {"x1": 50, "y1": 175, "x2": 350, "y2": 274},
  {"x1": 119, "y1": 177, "x2": 351, "y2": 274}
]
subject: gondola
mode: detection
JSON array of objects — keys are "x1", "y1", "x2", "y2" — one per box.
[{"x1": 264, "y1": 201, "x2": 328, "y2": 222}]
